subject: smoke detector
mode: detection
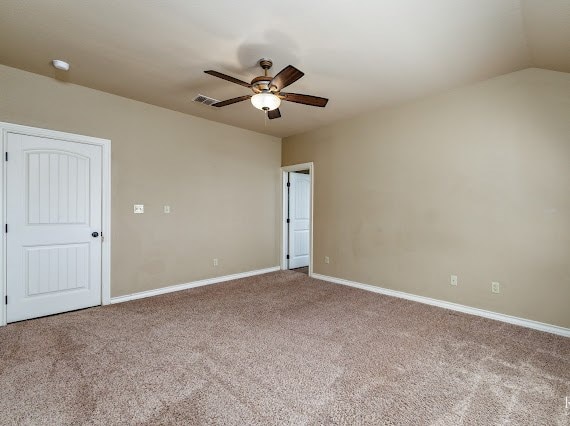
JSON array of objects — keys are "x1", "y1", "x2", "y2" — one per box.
[{"x1": 52, "y1": 59, "x2": 70, "y2": 71}]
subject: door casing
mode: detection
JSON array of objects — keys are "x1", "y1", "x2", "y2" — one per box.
[
  {"x1": 281, "y1": 162, "x2": 313, "y2": 276},
  {"x1": 0, "y1": 122, "x2": 111, "y2": 326}
]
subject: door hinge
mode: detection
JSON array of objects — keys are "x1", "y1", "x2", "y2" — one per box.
[
  {"x1": 286, "y1": 255, "x2": 290, "y2": 260},
  {"x1": 286, "y1": 218, "x2": 290, "y2": 223},
  {"x1": 4, "y1": 296, "x2": 7, "y2": 305},
  {"x1": 286, "y1": 182, "x2": 290, "y2": 187},
  {"x1": 4, "y1": 224, "x2": 7, "y2": 233},
  {"x1": 4, "y1": 152, "x2": 7, "y2": 161}
]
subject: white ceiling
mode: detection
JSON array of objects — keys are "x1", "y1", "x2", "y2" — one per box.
[{"x1": 0, "y1": 0, "x2": 568, "y2": 138}]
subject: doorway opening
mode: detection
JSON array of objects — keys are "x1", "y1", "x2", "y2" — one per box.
[{"x1": 281, "y1": 162, "x2": 313, "y2": 276}]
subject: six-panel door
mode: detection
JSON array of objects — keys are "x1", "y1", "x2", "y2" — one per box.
[{"x1": 6, "y1": 132, "x2": 102, "y2": 322}]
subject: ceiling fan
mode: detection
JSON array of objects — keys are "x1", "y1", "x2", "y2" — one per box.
[{"x1": 204, "y1": 59, "x2": 328, "y2": 119}]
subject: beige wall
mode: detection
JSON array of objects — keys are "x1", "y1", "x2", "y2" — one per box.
[
  {"x1": 0, "y1": 64, "x2": 281, "y2": 297},
  {"x1": 283, "y1": 68, "x2": 570, "y2": 328}
]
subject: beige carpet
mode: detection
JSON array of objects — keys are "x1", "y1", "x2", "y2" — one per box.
[{"x1": 0, "y1": 271, "x2": 568, "y2": 425}]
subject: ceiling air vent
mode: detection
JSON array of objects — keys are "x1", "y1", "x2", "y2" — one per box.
[{"x1": 192, "y1": 94, "x2": 220, "y2": 107}]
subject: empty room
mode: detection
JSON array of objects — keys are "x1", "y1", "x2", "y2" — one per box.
[{"x1": 0, "y1": 1, "x2": 569, "y2": 424}]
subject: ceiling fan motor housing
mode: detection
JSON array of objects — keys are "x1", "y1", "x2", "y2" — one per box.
[{"x1": 251, "y1": 76, "x2": 273, "y2": 93}]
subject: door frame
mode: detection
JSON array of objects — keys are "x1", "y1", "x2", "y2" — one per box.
[
  {"x1": 281, "y1": 162, "x2": 314, "y2": 276},
  {"x1": 0, "y1": 122, "x2": 112, "y2": 326}
]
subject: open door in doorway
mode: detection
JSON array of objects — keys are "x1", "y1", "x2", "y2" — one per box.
[
  {"x1": 288, "y1": 172, "x2": 311, "y2": 269},
  {"x1": 282, "y1": 163, "x2": 313, "y2": 275}
]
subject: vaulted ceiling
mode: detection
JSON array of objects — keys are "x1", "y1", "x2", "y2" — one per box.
[{"x1": 1, "y1": 0, "x2": 568, "y2": 137}]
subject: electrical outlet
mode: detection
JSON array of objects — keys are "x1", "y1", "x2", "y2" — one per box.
[
  {"x1": 134, "y1": 204, "x2": 144, "y2": 214},
  {"x1": 491, "y1": 281, "x2": 500, "y2": 294},
  {"x1": 450, "y1": 275, "x2": 458, "y2": 286},
  {"x1": 324, "y1": 256, "x2": 330, "y2": 264},
  {"x1": 164, "y1": 205, "x2": 170, "y2": 214},
  {"x1": 213, "y1": 258, "x2": 219, "y2": 267}
]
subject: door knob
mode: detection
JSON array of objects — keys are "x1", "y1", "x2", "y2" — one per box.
[{"x1": 92, "y1": 232, "x2": 99, "y2": 238}]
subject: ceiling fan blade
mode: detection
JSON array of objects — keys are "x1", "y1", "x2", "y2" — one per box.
[
  {"x1": 204, "y1": 70, "x2": 251, "y2": 88},
  {"x1": 270, "y1": 65, "x2": 304, "y2": 91},
  {"x1": 281, "y1": 92, "x2": 329, "y2": 107},
  {"x1": 212, "y1": 95, "x2": 252, "y2": 107},
  {"x1": 267, "y1": 108, "x2": 281, "y2": 119}
]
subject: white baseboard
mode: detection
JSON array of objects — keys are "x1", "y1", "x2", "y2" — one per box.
[
  {"x1": 110, "y1": 266, "x2": 280, "y2": 304},
  {"x1": 311, "y1": 273, "x2": 570, "y2": 338}
]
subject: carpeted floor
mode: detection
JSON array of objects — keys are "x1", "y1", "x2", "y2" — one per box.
[{"x1": 0, "y1": 271, "x2": 569, "y2": 425}]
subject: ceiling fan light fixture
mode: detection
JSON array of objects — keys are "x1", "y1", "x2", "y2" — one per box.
[{"x1": 251, "y1": 91, "x2": 281, "y2": 111}]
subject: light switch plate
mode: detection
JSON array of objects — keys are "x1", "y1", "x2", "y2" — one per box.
[
  {"x1": 134, "y1": 204, "x2": 144, "y2": 214},
  {"x1": 164, "y1": 205, "x2": 170, "y2": 214}
]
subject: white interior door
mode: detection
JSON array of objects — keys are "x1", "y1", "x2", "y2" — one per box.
[
  {"x1": 6, "y1": 132, "x2": 102, "y2": 322},
  {"x1": 288, "y1": 172, "x2": 311, "y2": 269}
]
